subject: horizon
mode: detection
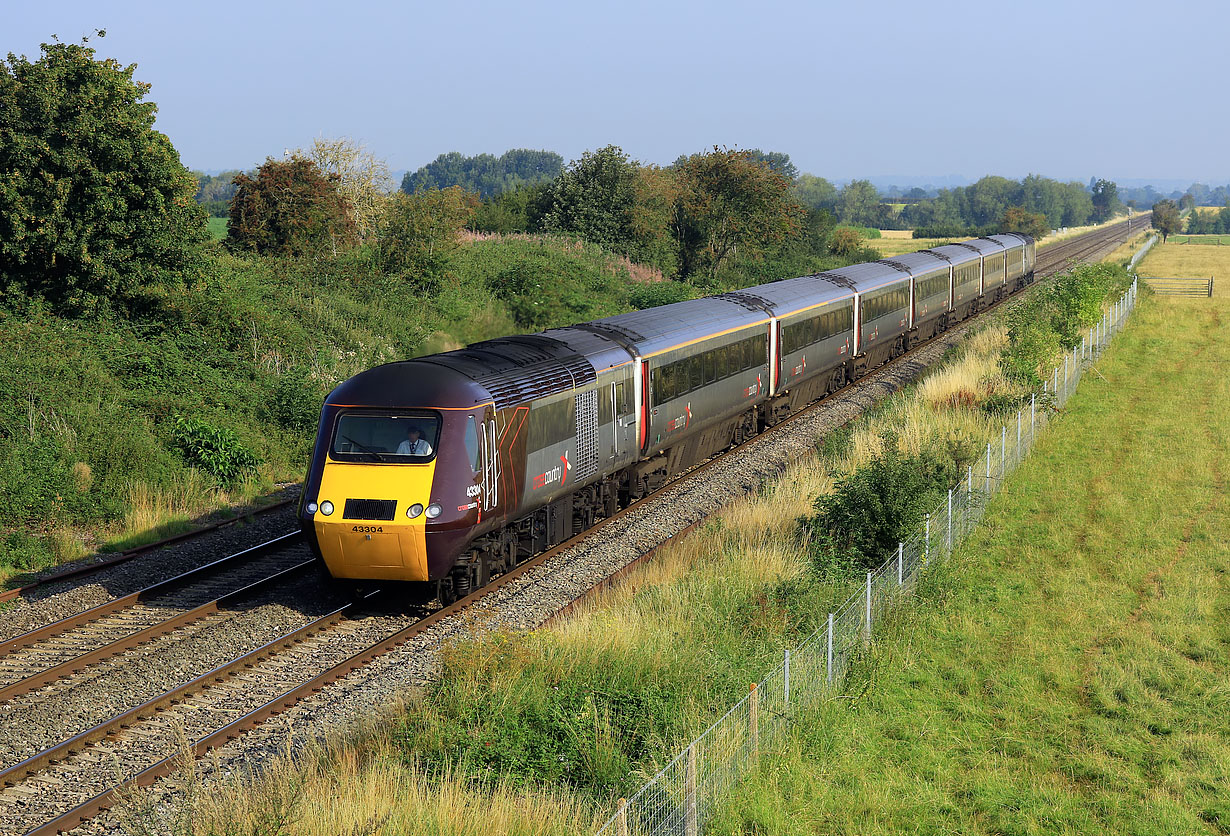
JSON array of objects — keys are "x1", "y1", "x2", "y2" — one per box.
[{"x1": 7, "y1": 0, "x2": 1229, "y2": 185}]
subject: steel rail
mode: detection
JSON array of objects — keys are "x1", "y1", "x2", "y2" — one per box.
[
  {"x1": 1, "y1": 531, "x2": 303, "y2": 657},
  {"x1": 0, "y1": 558, "x2": 316, "y2": 704},
  {"x1": 15, "y1": 219, "x2": 1134, "y2": 836},
  {"x1": 0, "y1": 499, "x2": 296, "y2": 605}
]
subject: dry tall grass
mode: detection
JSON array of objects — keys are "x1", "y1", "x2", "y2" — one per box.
[{"x1": 1136, "y1": 238, "x2": 1229, "y2": 297}]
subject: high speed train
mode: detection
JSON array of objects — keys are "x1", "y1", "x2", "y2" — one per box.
[{"x1": 300, "y1": 233, "x2": 1035, "y2": 600}]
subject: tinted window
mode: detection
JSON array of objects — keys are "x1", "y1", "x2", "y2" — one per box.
[
  {"x1": 332, "y1": 413, "x2": 440, "y2": 462},
  {"x1": 463, "y1": 416, "x2": 481, "y2": 471}
]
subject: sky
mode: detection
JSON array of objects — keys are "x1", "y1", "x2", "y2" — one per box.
[{"x1": 5, "y1": 0, "x2": 1226, "y2": 186}]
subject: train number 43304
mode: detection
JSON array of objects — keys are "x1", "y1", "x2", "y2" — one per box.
[{"x1": 352, "y1": 525, "x2": 383, "y2": 533}]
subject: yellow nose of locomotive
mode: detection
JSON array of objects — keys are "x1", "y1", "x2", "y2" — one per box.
[{"x1": 311, "y1": 460, "x2": 435, "y2": 581}]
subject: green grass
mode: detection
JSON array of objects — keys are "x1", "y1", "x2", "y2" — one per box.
[
  {"x1": 206, "y1": 216, "x2": 228, "y2": 240},
  {"x1": 709, "y1": 292, "x2": 1230, "y2": 835},
  {"x1": 1165, "y1": 234, "x2": 1230, "y2": 246}
]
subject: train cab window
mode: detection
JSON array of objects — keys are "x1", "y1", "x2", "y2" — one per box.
[
  {"x1": 463, "y1": 416, "x2": 481, "y2": 472},
  {"x1": 331, "y1": 413, "x2": 440, "y2": 462}
]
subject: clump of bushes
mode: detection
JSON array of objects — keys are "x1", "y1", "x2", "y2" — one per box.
[
  {"x1": 799, "y1": 431, "x2": 981, "y2": 575},
  {"x1": 1000, "y1": 262, "x2": 1131, "y2": 386}
]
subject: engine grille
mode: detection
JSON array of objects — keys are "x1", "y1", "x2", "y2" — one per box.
[{"x1": 342, "y1": 498, "x2": 397, "y2": 521}]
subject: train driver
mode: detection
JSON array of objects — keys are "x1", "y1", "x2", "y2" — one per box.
[{"x1": 396, "y1": 425, "x2": 433, "y2": 456}]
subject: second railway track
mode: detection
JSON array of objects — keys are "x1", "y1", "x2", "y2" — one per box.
[{"x1": 0, "y1": 216, "x2": 1143, "y2": 835}]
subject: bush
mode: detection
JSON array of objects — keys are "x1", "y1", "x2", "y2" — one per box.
[
  {"x1": 170, "y1": 416, "x2": 259, "y2": 486},
  {"x1": 914, "y1": 223, "x2": 975, "y2": 239},
  {"x1": 799, "y1": 432, "x2": 980, "y2": 575},
  {"x1": 268, "y1": 372, "x2": 324, "y2": 433},
  {"x1": 628, "y1": 281, "x2": 695, "y2": 310}
]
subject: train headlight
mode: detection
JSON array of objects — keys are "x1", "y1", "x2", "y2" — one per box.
[
  {"x1": 306, "y1": 502, "x2": 318, "y2": 514},
  {"x1": 406, "y1": 503, "x2": 424, "y2": 519},
  {"x1": 425, "y1": 503, "x2": 442, "y2": 519},
  {"x1": 320, "y1": 500, "x2": 335, "y2": 516}
]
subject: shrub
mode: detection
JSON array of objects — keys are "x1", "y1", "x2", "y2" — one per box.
[
  {"x1": 268, "y1": 371, "x2": 325, "y2": 433},
  {"x1": 227, "y1": 156, "x2": 357, "y2": 258},
  {"x1": 628, "y1": 281, "x2": 694, "y2": 310},
  {"x1": 799, "y1": 432, "x2": 980, "y2": 575},
  {"x1": 170, "y1": 416, "x2": 259, "y2": 486}
]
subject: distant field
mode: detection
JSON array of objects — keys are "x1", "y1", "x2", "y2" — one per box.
[
  {"x1": 712, "y1": 291, "x2": 1230, "y2": 835},
  {"x1": 206, "y1": 216, "x2": 227, "y2": 240},
  {"x1": 866, "y1": 235, "x2": 959, "y2": 257},
  {"x1": 1166, "y1": 234, "x2": 1230, "y2": 246},
  {"x1": 1137, "y1": 238, "x2": 1228, "y2": 296}
]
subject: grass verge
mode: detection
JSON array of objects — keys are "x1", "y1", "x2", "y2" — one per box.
[{"x1": 708, "y1": 291, "x2": 1230, "y2": 834}]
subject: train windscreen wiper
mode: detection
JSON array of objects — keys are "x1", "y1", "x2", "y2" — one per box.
[{"x1": 341, "y1": 435, "x2": 390, "y2": 463}]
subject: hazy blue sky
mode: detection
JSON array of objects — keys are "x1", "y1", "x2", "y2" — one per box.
[{"x1": 6, "y1": 0, "x2": 1225, "y2": 185}]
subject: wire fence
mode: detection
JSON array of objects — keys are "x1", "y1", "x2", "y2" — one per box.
[{"x1": 597, "y1": 278, "x2": 1139, "y2": 836}]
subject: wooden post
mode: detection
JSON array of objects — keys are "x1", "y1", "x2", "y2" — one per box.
[
  {"x1": 616, "y1": 799, "x2": 629, "y2": 836},
  {"x1": 685, "y1": 745, "x2": 698, "y2": 836},
  {"x1": 750, "y1": 683, "x2": 760, "y2": 757}
]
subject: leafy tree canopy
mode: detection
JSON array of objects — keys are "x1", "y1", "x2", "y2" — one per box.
[
  {"x1": 0, "y1": 33, "x2": 206, "y2": 315},
  {"x1": 226, "y1": 156, "x2": 356, "y2": 258},
  {"x1": 1151, "y1": 199, "x2": 1181, "y2": 242},
  {"x1": 402, "y1": 149, "x2": 563, "y2": 199},
  {"x1": 999, "y1": 206, "x2": 1050, "y2": 240}
]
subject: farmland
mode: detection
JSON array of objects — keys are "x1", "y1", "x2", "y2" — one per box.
[
  {"x1": 708, "y1": 290, "x2": 1230, "y2": 835},
  {"x1": 1137, "y1": 237, "x2": 1230, "y2": 296}
]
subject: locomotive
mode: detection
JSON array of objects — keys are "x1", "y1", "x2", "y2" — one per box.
[{"x1": 300, "y1": 233, "x2": 1035, "y2": 600}]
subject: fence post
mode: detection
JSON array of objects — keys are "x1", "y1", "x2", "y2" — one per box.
[
  {"x1": 966, "y1": 464, "x2": 972, "y2": 496},
  {"x1": 865, "y1": 571, "x2": 872, "y2": 642},
  {"x1": 1016, "y1": 409, "x2": 1022, "y2": 466},
  {"x1": 826, "y1": 613, "x2": 834, "y2": 684},
  {"x1": 685, "y1": 745, "x2": 698, "y2": 836},
  {"x1": 1030, "y1": 393, "x2": 1035, "y2": 441},
  {"x1": 1064, "y1": 352, "x2": 1068, "y2": 395},
  {"x1": 616, "y1": 800, "x2": 629, "y2": 836},
  {"x1": 1053, "y1": 366, "x2": 1058, "y2": 395},
  {"x1": 784, "y1": 648, "x2": 790, "y2": 707},
  {"x1": 925, "y1": 513, "x2": 931, "y2": 563},
  {"x1": 750, "y1": 683, "x2": 759, "y2": 757},
  {"x1": 985, "y1": 442, "x2": 992, "y2": 495},
  {"x1": 897, "y1": 542, "x2": 904, "y2": 585},
  {"x1": 947, "y1": 488, "x2": 953, "y2": 552},
  {"x1": 1001, "y1": 425, "x2": 1006, "y2": 477}
]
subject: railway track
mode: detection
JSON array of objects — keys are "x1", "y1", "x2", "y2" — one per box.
[{"x1": 1, "y1": 217, "x2": 1141, "y2": 836}]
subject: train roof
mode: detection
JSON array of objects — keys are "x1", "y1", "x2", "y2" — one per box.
[
  {"x1": 959, "y1": 237, "x2": 1007, "y2": 256},
  {"x1": 586, "y1": 296, "x2": 770, "y2": 358},
  {"x1": 326, "y1": 358, "x2": 493, "y2": 410},
  {"x1": 984, "y1": 233, "x2": 1030, "y2": 249},
  {"x1": 923, "y1": 243, "x2": 984, "y2": 265},
  {"x1": 735, "y1": 273, "x2": 855, "y2": 317},
  {"x1": 819, "y1": 260, "x2": 911, "y2": 294},
  {"x1": 878, "y1": 251, "x2": 951, "y2": 276}
]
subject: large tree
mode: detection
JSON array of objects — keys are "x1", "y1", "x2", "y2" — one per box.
[
  {"x1": 1151, "y1": 199, "x2": 1181, "y2": 242},
  {"x1": 836, "y1": 180, "x2": 882, "y2": 227},
  {"x1": 999, "y1": 206, "x2": 1049, "y2": 239},
  {"x1": 672, "y1": 147, "x2": 803, "y2": 281},
  {"x1": 541, "y1": 145, "x2": 641, "y2": 251},
  {"x1": 376, "y1": 187, "x2": 477, "y2": 283},
  {"x1": 0, "y1": 34, "x2": 205, "y2": 314},
  {"x1": 1090, "y1": 178, "x2": 1121, "y2": 223},
  {"x1": 226, "y1": 156, "x2": 356, "y2": 257},
  {"x1": 300, "y1": 137, "x2": 392, "y2": 241}
]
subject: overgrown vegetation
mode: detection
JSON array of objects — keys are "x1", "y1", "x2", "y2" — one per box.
[{"x1": 999, "y1": 262, "x2": 1132, "y2": 386}]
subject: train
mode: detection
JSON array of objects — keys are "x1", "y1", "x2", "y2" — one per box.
[{"x1": 299, "y1": 233, "x2": 1035, "y2": 600}]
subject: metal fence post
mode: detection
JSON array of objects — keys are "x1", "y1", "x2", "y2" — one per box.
[
  {"x1": 685, "y1": 745, "x2": 698, "y2": 836},
  {"x1": 1030, "y1": 393, "x2": 1036, "y2": 441},
  {"x1": 784, "y1": 648, "x2": 790, "y2": 707},
  {"x1": 750, "y1": 683, "x2": 759, "y2": 757},
  {"x1": 1053, "y1": 366, "x2": 1058, "y2": 394},
  {"x1": 865, "y1": 571, "x2": 872, "y2": 641},
  {"x1": 1001, "y1": 425, "x2": 1006, "y2": 477},
  {"x1": 826, "y1": 613, "x2": 833, "y2": 684},
  {"x1": 1016, "y1": 409, "x2": 1022, "y2": 466},
  {"x1": 897, "y1": 542, "x2": 903, "y2": 585},
  {"x1": 967, "y1": 464, "x2": 972, "y2": 496},
  {"x1": 947, "y1": 488, "x2": 953, "y2": 552},
  {"x1": 985, "y1": 442, "x2": 992, "y2": 494},
  {"x1": 925, "y1": 513, "x2": 931, "y2": 563}
]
